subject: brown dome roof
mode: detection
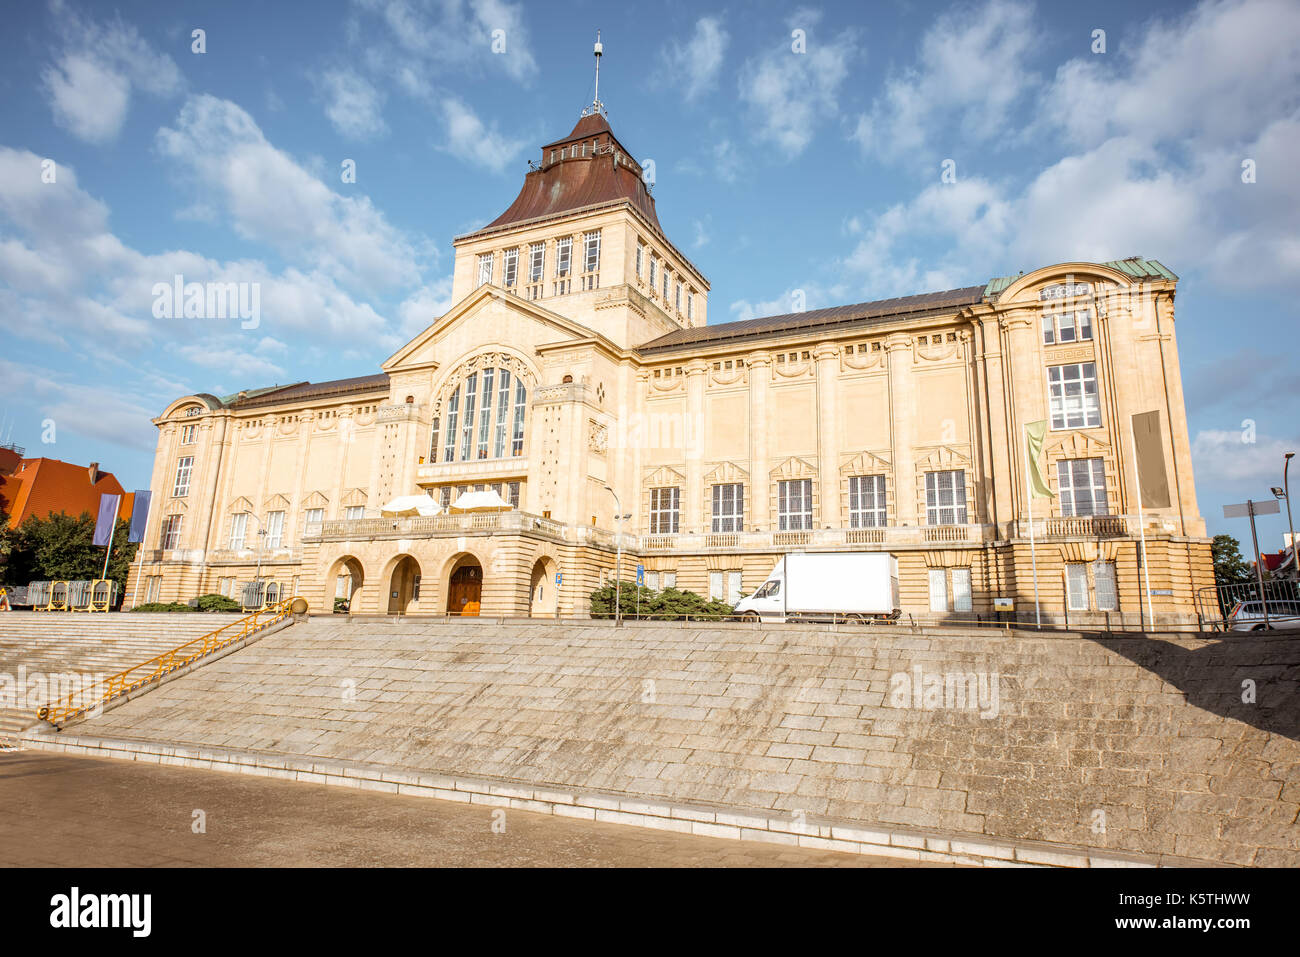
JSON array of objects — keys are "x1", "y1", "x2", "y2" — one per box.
[{"x1": 471, "y1": 112, "x2": 662, "y2": 236}]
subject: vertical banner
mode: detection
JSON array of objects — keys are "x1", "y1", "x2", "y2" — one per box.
[
  {"x1": 93, "y1": 494, "x2": 121, "y2": 547},
  {"x1": 1132, "y1": 411, "x2": 1172, "y2": 508},
  {"x1": 1025, "y1": 420, "x2": 1055, "y2": 499},
  {"x1": 128, "y1": 490, "x2": 152, "y2": 543}
]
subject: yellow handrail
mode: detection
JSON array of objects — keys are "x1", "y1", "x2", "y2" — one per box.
[{"x1": 37, "y1": 598, "x2": 300, "y2": 728}]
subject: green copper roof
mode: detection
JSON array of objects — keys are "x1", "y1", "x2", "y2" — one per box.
[{"x1": 984, "y1": 258, "x2": 1177, "y2": 298}]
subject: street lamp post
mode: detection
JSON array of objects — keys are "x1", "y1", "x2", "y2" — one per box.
[
  {"x1": 1285, "y1": 453, "x2": 1297, "y2": 578},
  {"x1": 603, "y1": 486, "x2": 629, "y2": 627}
]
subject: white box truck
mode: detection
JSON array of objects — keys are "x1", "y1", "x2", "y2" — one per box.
[{"x1": 733, "y1": 553, "x2": 900, "y2": 623}]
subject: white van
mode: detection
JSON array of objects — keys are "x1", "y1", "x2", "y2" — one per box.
[{"x1": 734, "y1": 553, "x2": 900, "y2": 623}]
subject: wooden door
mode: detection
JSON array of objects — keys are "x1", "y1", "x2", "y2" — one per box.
[{"x1": 448, "y1": 565, "x2": 481, "y2": 616}]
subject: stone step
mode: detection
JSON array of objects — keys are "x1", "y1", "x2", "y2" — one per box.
[{"x1": 20, "y1": 617, "x2": 1297, "y2": 867}]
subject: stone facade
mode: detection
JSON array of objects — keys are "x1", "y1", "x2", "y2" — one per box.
[{"x1": 128, "y1": 109, "x2": 1212, "y2": 624}]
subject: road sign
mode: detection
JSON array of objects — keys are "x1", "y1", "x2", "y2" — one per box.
[
  {"x1": 636, "y1": 564, "x2": 644, "y2": 585},
  {"x1": 555, "y1": 572, "x2": 562, "y2": 586},
  {"x1": 1223, "y1": 500, "x2": 1280, "y2": 518}
]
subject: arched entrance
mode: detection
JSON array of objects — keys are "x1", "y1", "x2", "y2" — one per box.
[
  {"x1": 386, "y1": 555, "x2": 421, "y2": 615},
  {"x1": 446, "y1": 557, "x2": 482, "y2": 616},
  {"x1": 327, "y1": 556, "x2": 365, "y2": 613},
  {"x1": 529, "y1": 556, "x2": 558, "y2": 617}
]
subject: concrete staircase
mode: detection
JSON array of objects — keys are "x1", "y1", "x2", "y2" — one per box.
[
  {"x1": 0, "y1": 612, "x2": 246, "y2": 737},
  {"x1": 20, "y1": 616, "x2": 1299, "y2": 866}
]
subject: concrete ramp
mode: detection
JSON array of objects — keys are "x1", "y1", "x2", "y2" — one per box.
[{"x1": 22, "y1": 617, "x2": 1300, "y2": 866}]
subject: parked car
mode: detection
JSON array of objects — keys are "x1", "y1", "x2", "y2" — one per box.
[{"x1": 1226, "y1": 599, "x2": 1300, "y2": 632}]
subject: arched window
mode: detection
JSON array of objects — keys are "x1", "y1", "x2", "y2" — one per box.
[{"x1": 429, "y1": 367, "x2": 528, "y2": 463}]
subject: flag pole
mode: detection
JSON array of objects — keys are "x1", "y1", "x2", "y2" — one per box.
[
  {"x1": 1024, "y1": 423, "x2": 1041, "y2": 628},
  {"x1": 1127, "y1": 420, "x2": 1156, "y2": 629}
]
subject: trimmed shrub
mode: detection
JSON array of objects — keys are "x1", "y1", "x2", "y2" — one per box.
[
  {"x1": 130, "y1": 602, "x2": 195, "y2": 613},
  {"x1": 195, "y1": 593, "x2": 241, "y2": 613},
  {"x1": 589, "y1": 582, "x2": 733, "y2": 621}
]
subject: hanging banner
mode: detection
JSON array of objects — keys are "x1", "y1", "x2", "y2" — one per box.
[
  {"x1": 128, "y1": 490, "x2": 152, "y2": 543},
  {"x1": 93, "y1": 494, "x2": 121, "y2": 547},
  {"x1": 1132, "y1": 411, "x2": 1172, "y2": 508},
  {"x1": 1024, "y1": 420, "x2": 1055, "y2": 498}
]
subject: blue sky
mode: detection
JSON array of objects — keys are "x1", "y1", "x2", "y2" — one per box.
[{"x1": 0, "y1": 0, "x2": 1297, "y2": 547}]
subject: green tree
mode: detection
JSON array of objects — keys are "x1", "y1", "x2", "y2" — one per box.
[
  {"x1": 1212, "y1": 534, "x2": 1253, "y2": 587},
  {"x1": 5, "y1": 512, "x2": 138, "y2": 595}
]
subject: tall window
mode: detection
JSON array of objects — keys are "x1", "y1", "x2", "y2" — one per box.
[
  {"x1": 511, "y1": 377, "x2": 527, "y2": 455},
  {"x1": 502, "y1": 248, "x2": 518, "y2": 287},
  {"x1": 951, "y1": 568, "x2": 972, "y2": 612},
  {"x1": 493, "y1": 369, "x2": 512, "y2": 458},
  {"x1": 925, "y1": 470, "x2": 968, "y2": 525},
  {"x1": 662, "y1": 269, "x2": 670, "y2": 300},
  {"x1": 687, "y1": 292, "x2": 694, "y2": 321},
  {"x1": 583, "y1": 230, "x2": 601, "y2": 272},
  {"x1": 305, "y1": 507, "x2": 324, "y2": 526},
  {"x1": 649, "y1": 487, "x2": 680, "y2": 534},
  {"x1": 1058, "y1": 458, "x2": 1109, "y2": 516},
  {"x1": 711, "y1": 483, "x2": 744, "y2": 533},
  {"x1": 929, "y1": 569, "x2": 948, "y2": 612},
  {"x1": 556, "y1": 237, "x2": 572, "y2": 277},
  {"x1": 635, "y1": 243, "x2": 644, "y2": 278},
  {"x1": 777, "y1": 479, "x2": 813, "y2": 531},
  {"x1": 649, "y1": 257, "x2": 658, "y2": 289},
  {"x1": 529, "y1": 242, "x2": 545, "y2": 282},
  {"x1": 1095, "y1": 561, "x2": 1118, "y2": 611},
  {"x1": 173, "y1": 456, "x2": 194, "y2": 497},
  {"x1": 848, "y1": 474, "x2": 887, "y2": 528},
  {"x1": 180, "y1": 424, "x2": 197, "y2": 444},
  {"x1": 1048, "y1": 362, "x2": 1101, "y2": 429},
  {"x1": 229, "y1": 512, "x2": 248, "y2": 549},
  {"x1": 476, "y1": 252, "x2": 493, "y2": 288},
  {"x1": 675, "y1": 281, "x2": 682, "y2": 313},
  {"x1": 710, "y1": 570, "x2": 743, "y2": 604},
  {"x1": 476, "y1": 368, "x2": 494, "y2": 459},
  {"x1": 160, "y1": 514, "x2": 182, "y2": 550},
  {"x1": 265, "y1": 510, "x2": 285, "y2": 549},
  {"x1": 437, "y1": 366, "x2": 531, "y2": 464},
  {"x1": 443, "y1": 389, "x2": 460, "y2": 462},
  {"x1": 428, "y1": 416, "x2": 440, "y2": 463},
  {"x1": 459, "y1": 371, "x2": 478, "y2": 460},
  {"x1": 1066, "y1": 564, "x2": 1090, "y2": 611}
]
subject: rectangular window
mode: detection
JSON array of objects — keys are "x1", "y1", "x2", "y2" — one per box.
[
  {"x1": 556, "y1": 237, "x2": 572, "y2": 277},
  {"x1": 1042, "y1": 314, "x2": 1055, "y2": 345},
  {"x1": 662, "y1": 571, "x2": 677, "y2": 589},
  {"x1": 925, "y1": 470, "x2": 968, "y2": 525},
  {"x1": 649, "y1": 487, "x2": 680, "y2": 534},
  {"x1": 460, "y1": 371, "x2": 478, "y2": 461},
  {"x1": 476, "y1": 367, "x2": 494, "y2": 459},
  {"x1": 529, "y1": 242, "x2": 545, "y2": 282},
  {"x1": 1094, "y1": 561, "x2": 1118, "y2": 611},
  {"x1": 476, "y1": 252, "x2": 493, "y2": 288},
  {"x1": 583, "y1": 230, "x2": 601, "y2": 272},
  {"x1": 305, "y1": 508, "x2": 324, "y2": 526},
  {"x1": 493, "y1": 369, "x2": 511, "y2": 458},
  {"x1": 440, "y1": 487, "x2": 453, "y2": 509},
  {"x1": 173, "y1": 456, "x2": 194, "y2": 497},
  {"x1": 507, "y1": 481, "x2": 520, "y2": 508},
  {"x1": 180, "y1": 424, "x2": 197, "y2": 444},
  {"x1": 929, "y1": 568, "x2": 948, "y2": 612},
  {"x1": 726, "y1": 571, "x2": 743, "y2": 605},
  {"x1": 635, "y1": 243, "x2": 644, "y2": 278},
  {"x1": 511, "y1": 378, "x2": 526, "y2": 455},
  {"x1": 502, "y1": 248, "x2": 518, "y2": 287},
  {"x1": 675, "y1": 281, "x2": 682, "y2": 313},
  {"x1": 1048, "y1": 362, "x2": 1101, "y2": 429},
  {"x1": 345, "y1": 505, "x2": 365, "y2": 521},
  {"x1": 1057, "y1": 458, "x2": 1109, "y2": 517},
  {"x1": 428, "y1": 416, "x2": 440, "y2": 463},
  {"x1": 1066, "y1": 564, "x2": 1090, "y2": 611},
  {"x1": 228, "y1": 512, "x2": 248, "y2": 550},
  {"x1": 443, "y1": 388, "x2": 459, "y2": 462},
  {"x1": 711, "y1": 483, "x2": 744, "y2": 533},
  {"x1": 687, "y1": 292, "x2": 694, "y2": 321},
  {"x1": 219, "y1": 577, "x2": 232, "y2": 598},
  {"x1": 649, "y1": 257, "x2": 658, "y2": 288},
  {"x1": 951, "y1": 568, "x2": 972, "y2": 612},
  {"x1": 662, "y1": 269, "x2": 669, "y2": 300},
  {"x1": 160, "y1": 514, "x2": 182, "y2": 550},
  {"x1": 709, "y1": 570, "x2": 724, "y2": 601},
  {"x1": 265, "y1": 510, "x2": 285, "y2": 549},
  {"x1": 777, "y1": 478, "x2": 813, "y2": 531},
  {"x1": 1043, "y1": 309, "x2": 1093, "y2": 344},
  {"x1": 848, "y1": 474, "x2": 887, "y2": 528}
]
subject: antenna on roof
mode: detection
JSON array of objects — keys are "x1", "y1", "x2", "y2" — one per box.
[{"x1": 582, "y1": 30, "x2": 606, "y2": 118}]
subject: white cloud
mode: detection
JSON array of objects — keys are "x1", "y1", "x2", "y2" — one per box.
[
  {"x1": 738, "y1": 17, "x2": 859, "y2": 158},
  {"x1": 661, "y1": 17, "x2": 730, "y2": 101},
  {"x1": 437, "y1": 97, "x2": 528, "y2": 174},
  {"x1": 40, "y1": 0, "x2": 184, "y2": 143},
  {"x1": 156, "y1": 95, "x2": 424, "y2": 292},
  {"x1": 676, "y1": 138, "x2": 743, "y2": 183},
  {"x1": 851, "y1": 0, "x2": 1036, "y2": 164},
  {"x1": 1192, "y1": 429, "x2": 1299, "y2": 486},
  {"x1": 316, "y1": 69, "x2": 388, "y2": 139}
]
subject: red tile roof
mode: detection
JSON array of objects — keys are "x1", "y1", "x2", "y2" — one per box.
[{"x1": 0, "y1": 458, "x2": 132, "y2": 529}]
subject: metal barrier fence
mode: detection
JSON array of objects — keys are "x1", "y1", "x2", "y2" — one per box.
[
  {"x1": 9, "y1": 579, "x2": 120, "y2": 612},
  {"x1": 1197, "y1": 579, "x2": 1300, "y2": 629}
]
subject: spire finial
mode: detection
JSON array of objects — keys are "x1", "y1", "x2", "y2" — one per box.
[{"x1": 583, "y1": 30, "x2": 606, "y2": 118}]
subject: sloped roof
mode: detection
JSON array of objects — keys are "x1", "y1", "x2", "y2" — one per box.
[
  {"x1": 1, "y1": 458, "x2": 131, "y2": 529},
  {"x1": 984, "y1": 257, "x2": 1178, "y2": 297},
  {"x1": 223, "y1": 374, "x2": 391, "y2": 410},
  {"x1": 463, "y1": 112, "x2": 662, "y2": 238},
  {"x1": 637, "y1": 286, "x2": 988, "y2": 355}
]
